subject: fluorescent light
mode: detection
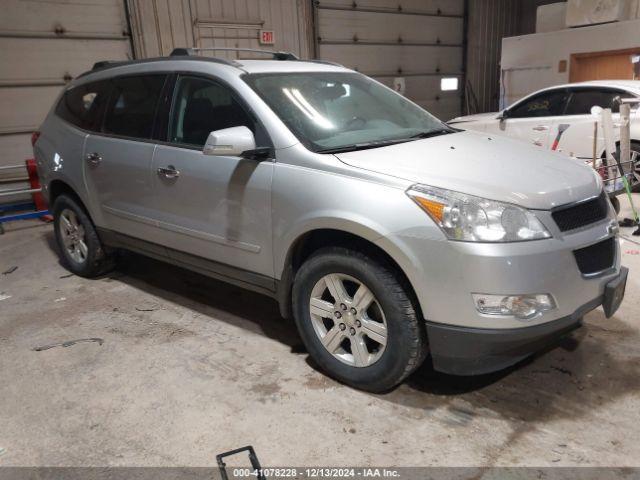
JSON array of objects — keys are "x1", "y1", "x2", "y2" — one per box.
[
  {"x1": 282, "y1": 88, "x2": 334, "y2": 129},
  {"x1": 440, "y1": 77, "x2": 459, "y2": 91}
]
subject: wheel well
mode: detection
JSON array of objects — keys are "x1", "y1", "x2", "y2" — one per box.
[
  {"x1": 277, "y1": 229, "x2": 420, "y2": 320},
  {"x1": 613, "y1": 139, "x2": 640, "y2": 148},
  {"x1": 48, "y1": 179, "x2": 81, "y2": 207}
]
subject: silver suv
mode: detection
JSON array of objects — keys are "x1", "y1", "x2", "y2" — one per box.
[{"x1": 34, "y1": 48, "x2": 627, "y2": 392}]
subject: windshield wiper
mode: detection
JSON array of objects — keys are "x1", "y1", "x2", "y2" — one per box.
[
  {"x1": 316, "y1": 128, "x2": 457, "y2": 154},
  {"x1": 408, "y1": 128, "x2": 456, "y2": 139},
  {"x1": 316, "y1": 138, "x2": 412, "y2": 154}
]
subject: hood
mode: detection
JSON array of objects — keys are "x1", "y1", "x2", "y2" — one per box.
[
  {"x1": 334, "y1": 130, "x2": 601, "y2": 210},
  {"x1": 448, "y1": 112, "x2": 499, "y2": 124}
]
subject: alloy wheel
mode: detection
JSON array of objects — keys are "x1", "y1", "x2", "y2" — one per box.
[
  {"x1": 58, "y1": 208, "x2": 88, "y2": 264},
  {"x1": 309, "y1": 273, "x2": 387, "y2": 367}
]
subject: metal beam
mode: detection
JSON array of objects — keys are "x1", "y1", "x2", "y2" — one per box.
[
  {"x1": 0, "y1": 31, "x2": 129, "y2": 40},
  {"x1": 319, "y1": 40, "x2": 462, "y2": 47},
  {"x1": 316, "y1": 3, "x2": 463, "y2": 19},
  {"x1": 363, "y1": 71, "x2": 462, "y2": 78}
]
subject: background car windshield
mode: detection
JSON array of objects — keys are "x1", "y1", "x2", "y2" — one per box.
[{"x1": 244, "y1": 72, "x2": 446, "y2": 152}]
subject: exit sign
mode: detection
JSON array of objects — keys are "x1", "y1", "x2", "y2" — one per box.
[{"x1": 260, "y1": 30, "x2": 275, "y2": 45}]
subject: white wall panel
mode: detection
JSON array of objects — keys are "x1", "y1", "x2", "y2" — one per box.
[
  {"x1": 0, "y1": 0, "x2": 128, "y2": 37},
  {"x1": 0, "y1": 87, "x2": 62, "y2": 135},
  {"x1": 318, "y1": 0, "x2": 464, "y2": 16},
  {"x1": 319, "y1": 44, "x2": 462, "y2": 75},
  {"x1": 315, "y1": 1, "x2": 464, "y2": 120},
  {"x1": 0, "y1": 135, "x2": 32, "y2": 169},
  {"x1": 318, "y1": 9, "x2": 463, "y2": 45},
  {"x1": 128, "y1": 0, "x2": 311, "y2": 60},
  {"x1": 501, "y1": 18, "x2": 640, "y2": 106},
  {"x1": 0, "y1": 37, "x2": 130, "y2": 85},
  {"x1": 0, "y1": 0, "x2": 131, "y2": 198}
]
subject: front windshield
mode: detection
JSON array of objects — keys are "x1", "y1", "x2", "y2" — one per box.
[{"x1": 243, "y1": 71, "x2": 448, "y2": 152}]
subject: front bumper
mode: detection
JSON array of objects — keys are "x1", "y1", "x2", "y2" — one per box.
[
  {"x1": 374, "y1": 194, "x2": 624, "y2": 374},
  {"x1": 426, "y1": 266, "x2": 627, "y2": 375},
  {"x1": 426, "y1": 297, "x2": 597, "y2": 375},
  {"x1": 377, "y1": 213, "x2": 621, "y2": 330}
]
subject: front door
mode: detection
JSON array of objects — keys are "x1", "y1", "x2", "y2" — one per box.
[
  {"x1": 83, "y1": 74, "x2": 167, "y2": 240},
  {"x1": 496, "y1": 88, "x2": 570, "y2": 149},
  {"x1": 150, "y1": 75, "x2": 274, "y2": 279}
]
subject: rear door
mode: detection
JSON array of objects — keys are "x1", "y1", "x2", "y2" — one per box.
[
  {"x1": 551, "y1": 87, "x2": 626, "y2": 159},
  {"x1": 83, "y1": 74, "x2": 167, "y2": 240},
  {"x1": 149, "y1": 74, "x2": 275, "y2": 279},
  {"x1": 490, "y1": 89, "x2": 570, "y2": 149}
]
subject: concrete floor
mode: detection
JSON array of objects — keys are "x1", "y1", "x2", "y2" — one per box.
[{"x1": 1, "y1": 195, "x2": 640, "y2": 468}]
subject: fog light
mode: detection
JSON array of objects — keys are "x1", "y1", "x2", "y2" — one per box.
[{"x1": 472, "y1": 293, "x2": 556, "y2": 320}]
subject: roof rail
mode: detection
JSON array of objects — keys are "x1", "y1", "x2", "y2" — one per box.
[
  {"x1": 77, "y1": 54, "x2": 240, "y2": 79},
  {"x1": 170, "y1": 47, "x2": 299, "y2": 61},
  {"x1": 92, "y1": 60, "x2": 126, "y2": 70}
]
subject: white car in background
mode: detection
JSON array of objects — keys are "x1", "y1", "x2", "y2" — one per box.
[{"x1": 449, "y1": 81, "x2": 640, "y2": 189}]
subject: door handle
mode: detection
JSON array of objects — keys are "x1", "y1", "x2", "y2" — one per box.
[
  {"x1": 157, "y1": 165, "x2": 180, "y2": 179},
  {"x1": 85, "y1": 152, "x2": 102, "y2": 166},
  {"x1": 532, "y1": 125, "x2": 549, "y2": 131}
]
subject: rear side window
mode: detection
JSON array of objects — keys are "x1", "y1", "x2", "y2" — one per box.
[
  {"x1": 508, "y1": 89, "x2": 569, "y2": 118},
  {"x1": 565, "y1": 89, "x2": 623, "y2": 115},
  {"x1": 55, "y1": 81, "x2": 110, "y2": 131},
  {"x1": 103, "y1": 75, "x2": 166, "y2": 139}
]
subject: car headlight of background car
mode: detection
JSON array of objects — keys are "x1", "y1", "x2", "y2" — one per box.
[{"x1": 407, "y1": 184, "x2": 551, "y2": 242}]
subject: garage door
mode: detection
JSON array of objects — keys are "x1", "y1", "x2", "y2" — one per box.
[
  {"x1": 315, "y1": 0, "x2": 465, "y2": 121},
  {"x1": 0, "y1": 0, "x2": 132, "y2": 198}
]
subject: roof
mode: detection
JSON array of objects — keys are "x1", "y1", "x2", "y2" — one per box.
[
  {"x1": 78, "y1": 48, "x2": 349, "y2": 80},
  {"x1": 541, "y1": 80, "x2": 640, "y2": 94},
  {"x1": 233, "y1": 59, "x2": 349, "y2": 74}
]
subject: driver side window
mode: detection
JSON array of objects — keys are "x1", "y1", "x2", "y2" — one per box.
[
  {"x1": 508, "y1": 90, "x2": 569, "y2": 118},
  {"x1": 169, "y1": 75, "x2": 255, "y2": 148}
]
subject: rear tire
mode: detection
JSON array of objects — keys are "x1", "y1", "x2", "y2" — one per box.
[
  {"x1": 52, "y1": 194, "x2": 115, "y2": 277},
  {"x1": 292, "y1": 247, "x2": 427, "y2": 392}
]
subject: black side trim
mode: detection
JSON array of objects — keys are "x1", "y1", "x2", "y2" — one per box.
[
  {"x1": 426, "y1": 296, "x2": 603, "y2": 376},
  {"x1": 97, "y1": 228, "x2": 276, "y2": 297}
]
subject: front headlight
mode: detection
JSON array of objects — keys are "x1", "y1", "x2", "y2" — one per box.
[{"x1": 407, "y1": 185, "x2": 551, "y2": 242}]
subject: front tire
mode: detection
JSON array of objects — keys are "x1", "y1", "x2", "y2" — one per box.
[
  {"x1": 610, "y1": 195, "x2": 621, "y2": 215},
  {"x1": 53, "y1": 194, "x2": 114, "y2": 277},
  {"x1": 632, "y1": 141, "x2": 640, "y2": 192},
  {"x1": 292, "y1": 247, "x2": 427, "y2": 392}
]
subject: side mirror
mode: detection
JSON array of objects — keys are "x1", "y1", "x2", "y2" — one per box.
[
  {"x1": 498, "y1": 110, "x2": 509, "y2": 121},
  {"x1": 203, "y1": 126, "x2": 256, "y2": 157}
]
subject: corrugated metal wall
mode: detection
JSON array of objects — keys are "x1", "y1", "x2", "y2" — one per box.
[
  {"x1": 464, "y1": 0, "x2": 520, "y2": 115},
  {"x1": 464, "y1": 0, "x2": 563, "y2": 114},
  {"x1": 127, "y1": 0, "x2": 312, "y2": 60}
]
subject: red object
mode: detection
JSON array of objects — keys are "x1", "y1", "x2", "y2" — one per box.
[
  {"x1": 551, "y1": 124, "x2": 570, "y2": 151},
  {"x1": 260, "y1": 30, "x2": 275, "y2": 45},
  {"x1": 25, "y1": 158, "x2": 52, "y2": 221},
  {"x1": 31, "y1": 131, "x2": 41, "y2": 147}
]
